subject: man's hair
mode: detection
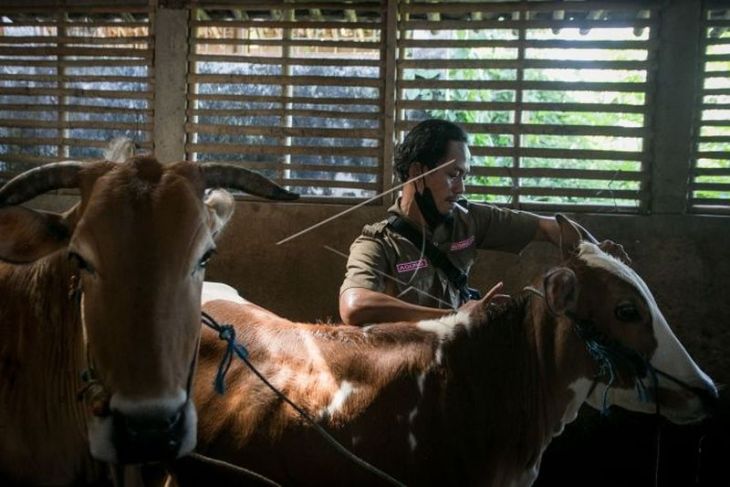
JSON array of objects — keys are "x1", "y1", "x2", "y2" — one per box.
[{"x1": 394, "y1": 119, "x2": 468, "y2": 183}]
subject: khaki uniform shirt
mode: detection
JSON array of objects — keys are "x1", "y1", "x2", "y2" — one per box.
[{"x1": 340, "y1": 200, "x2": 539, "y2": 309}]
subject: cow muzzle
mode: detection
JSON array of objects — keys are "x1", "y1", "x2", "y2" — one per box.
[{"x1": 88, "y1": 391, "x2": 197, "y2": 464}]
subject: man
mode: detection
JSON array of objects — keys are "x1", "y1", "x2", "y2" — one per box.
[{"x1": 339, "y1": 119, "x2": 623, "y2": 326}]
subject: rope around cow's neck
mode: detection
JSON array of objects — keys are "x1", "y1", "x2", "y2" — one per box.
[{"x1": 201, "y1": 311, "x2": 408, "y2": 487}]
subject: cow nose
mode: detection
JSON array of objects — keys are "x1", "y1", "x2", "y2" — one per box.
[{"x1": 111, "y1": 407, "x2": 186, "y2": 464}]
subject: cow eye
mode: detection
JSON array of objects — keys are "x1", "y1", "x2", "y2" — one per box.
[
  {"x1": 68, "y1": 251, "x2": 95, "y2": 274},
  {"x1": 615, "y1": 302, "x2": 641, "y2": 322},
  {"x1": 198, "y1": 248, "x2": 216, "y2": 269}
]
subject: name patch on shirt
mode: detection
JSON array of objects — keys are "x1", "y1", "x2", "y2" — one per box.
[
  {"x1": 396, "y1": 259, "x2": 428, "y2": 273},
  {"x1": 450, "y1": 235, "x2": 475, "y2": 252}
]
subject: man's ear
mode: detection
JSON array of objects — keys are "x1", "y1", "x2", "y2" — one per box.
[
  {"x1": 0, "y1": 206, "x2": 72, "y2": 263},
  {"x1": 544, "y1": 267, "x2": 578, "y2": 316},
  {"x1": 204, "y1": 189, "x2": 235, "y2": 240},
  {"x1": 408, "y1": 162, "x2": 425, "y2": 190}
]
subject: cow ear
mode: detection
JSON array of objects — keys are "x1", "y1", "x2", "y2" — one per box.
[
  {"x1": 544, "y1": 267, "x2": 578, "y2": 316},
  {"x1": 204, "y1": 189, "x2": 235, "y2": 240},
  {"x1": 556, "y1": 214, "x2": 582, "y2": 261},
  {"x1": 0, "y1": 206, "x2": 71, "y2": 263}
]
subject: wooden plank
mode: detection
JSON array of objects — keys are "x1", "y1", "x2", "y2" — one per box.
[
  {"x1": 397, "y1": 99, "x2": 648, "y2": 113},
  {"x1": 0, "y1": 119, "x2": 152, "y2": 130},
  {"x1": 189, "y1": 93, "x2": 381, "y2": 106},
  {"x1": 698, "y1": 135, "x2": 730, "y2": 143},
  {"x1": 0, "y1": 87, "x2": 153, "y2": 99},
  {"x1": 696, "y1": 151, "x2": 730, "y2": 159},
  {"x1": 692, "y1": 167, "x2": 730, "y2": 176},
  {"x1": 470, "y1": 166, "x2": 647, "y2": 181},
  {"x1": 399, "y1": 39, "x2": 656, "y2": 50},
  {"x1": 0, "y1": 103, "x2": 152, "y2": 116},
  {"x1": 196, "y1": 2, "x2": 383, "y2": 12},
  {"x1": 469, "y1": 146, "x2": 648, "y2": 161},
  {"x1": 398, "y1": 120, "x2": 647, "y2": 138},
  {"x1": 0, "y1": 74, "x2": 151, "y2": 84},
  {"x1": 506, "y1": 201, "x2": 641, "y2": 213},
  {"x1": 284, "y1": 179, "x2": 378, "y2": 190},
  {"x1": 191, "y1": 54, "x2": 381, "y2": 67},
  {"x1": 192, "y1": 20, "x2": 380, "y2": 29},
  {"x1": 465, "y1": 184, "x2": 642, "y2": 199},
  {"x1": 190, "y1": 73, "x2": 382, "y2": 87},
  {"x1": 189, "y1": 107, "x2": 380, "y2": 120},
  {"x1": 401, "y1": 19, "x2": 656, "y2": 31},
  {"x1": 0, "y1": 59, "x2": 151, "y2": 67},
  {"x1": 187, "y1": 142, "x2": 379, "y2": 157},
  {"x1": 0, "y1": 36, "x2": 150, "y2": 45},
  {"x1": 398, "y1": 58, "x2": 650, "y2": 70},
  {"x1": 193, "y1": 38, "x2": 381, "y2": 50},
  {"x1": 399, "y1": 79, "x2": 647, "y2": 92},
  {"x1": 0, "y1": 47, "x2": 152, "y2": 58},
  {"x1": 402, "y1": 1, "x2": 657, "y2": 15},
  {"x1": 186, "y1": 123, "x2": 381, "y2": 139},
  {"x1": 0, "y1": 137, "x2": 152, "y2": 149}
]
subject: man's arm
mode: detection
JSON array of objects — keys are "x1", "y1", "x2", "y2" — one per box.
[
  {"x1": 339, "y1": 287, "x2": 452, "y2": 326},
  {"x1": 533, "y1": 215, "x2": 630, "y2": 263}
]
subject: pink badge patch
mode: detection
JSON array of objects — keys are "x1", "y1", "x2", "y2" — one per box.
[
  {"x1": 450, "y1": 235, "x2": 475, "y2": 252},
  {"x1": 396, "y1": 259, "x2": 428, "y2": 273}
]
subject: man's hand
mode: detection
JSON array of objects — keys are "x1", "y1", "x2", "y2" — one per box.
[
  {"x1": 598, "y1": 240, "x2": 631, "y2": 264},
  {"x1": 458, "y1": 282, "x2": 511, "y2": 316}
]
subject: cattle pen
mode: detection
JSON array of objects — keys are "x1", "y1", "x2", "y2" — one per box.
[{"x1": 1, "y1": 0, "x2": 729, "y2": 486}]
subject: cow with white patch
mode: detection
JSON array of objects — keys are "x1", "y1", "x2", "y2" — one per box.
[
  {"x1": 184, "y1": 215, "x2": 717, "y2": 486},
  {"x1": 0, "y1": 157, "x2": 297, "y2": 485}
]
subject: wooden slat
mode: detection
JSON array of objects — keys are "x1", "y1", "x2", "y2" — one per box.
[
  {"x1": 285, "y1": 179, "x2": 378, "y2": 190},
  {"x1": 0, "y1": 119, "x2": 152, "y2": 131},
  {"x1": 398, "y1": 120, "x2": 646, "y2": 138},
  {"x1": 465, "y1": 185, "x2": 643, "y2": 199},
  {"x1": 0, "y1": 137, "x2": 152, "y2": 149},
  {"x1": 469, "y1": 146, "x2": 648, "y2": 161},
  {"x1": 401, "y1": 1, "x2": 656, "y2": 15},
  {"x1": 0, "y1": 87, "x2": 153, "y2": 100},
  {"x1": 689, "y1": 198, "x2": 730, "y2": 207},
  {"x1": 397, "y1": 99, "x2": 648, "y2": 114},
  {"x1": 692, "y1": 167, "x2": 730, "y2": 176},
  {"x1": 0, "y1": 47, "x2": 152, "y2": 58},
  {"x1": 0, "y1": 74, "x2": 151, "y2": 84},
  {"x1": 470, "y1": 167, "x2": 646, "y2": 181},
  {"x1": 398, "y1": 58, "x2": 650, "y2": 70},
  {"x1": 0, "y1": 21, "x2": 148, "y2": 28},
  {"x1": 191, "y1": 54, "x2": 381, "y2": 67},
  {"x1": 189, "y1": 107, "x2": 379, "y2": 120},
  {"x1": 187, "y1": 143, "x2": 379, "y2": 157},
  {"x1": 399, "y1": 79, "x2": 646, "y2": 92},
  {"x1": 399, "y1": 39, "x2": 655, "y2": 50},
  {"x1": 193, "y1": 38, "x2": 381, "y2": 49},
  {"x1": 689, "y1": 182, "x2": 730, "y2": 191},
  {"x1": 0, "y1": 36, "x2": 150, "y2": 45},
  {"x1": 197, "y1": 2, "x2": 383, "y2": 12},
  {"x1": 696, "y1": 151, "x2": 730, "y2": 159},
  {"x1": 192, "y1": 20, "x2": 380, "y2": 30},
  {"x1": 190, "y1": 73, "x2": 382, "y2": 88},
  {"x1": 189, "y1": 93, "x2": 381, "y2": 106},
  {"x1": 401, "y1": 19, "x2": 656, "y2": 31},
  {"x1": 186, "y1": 123, "x2": 381, "y2": 139},
  {"x1": 0, "y1": 59, "x2": 151, "y2": 67},
  {"x1": 0, "y1": 104, "x2": 152, "y2": 116},
  {"x1": 500, "y1": 201, "x2": 641, "y2": 213}
]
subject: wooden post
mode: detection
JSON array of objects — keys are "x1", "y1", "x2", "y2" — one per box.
[
  {"x1": 153, "y1": 5, "x2": 189, "y2": 163},
  {"x1": 382, "y1": 0, "x2": 398, "y2": 203},
  {"x1": 650, "y1": 0, "x2": 702, "y2": 213}
]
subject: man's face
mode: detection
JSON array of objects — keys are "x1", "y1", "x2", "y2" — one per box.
[{"x1": 414, "y1": 140, "x2": 471, "y2": 216}]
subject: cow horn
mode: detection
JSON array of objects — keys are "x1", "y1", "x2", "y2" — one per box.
[
  {"x1": 200, "y1": 163, "x2": 299, "y2": 201},
  {"x1": 0, "y1": 161, "x2": 86, "y2": 207}
]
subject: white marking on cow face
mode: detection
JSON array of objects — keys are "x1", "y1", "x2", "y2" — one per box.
[
  {"x1": 578, "y1": 243, "x2": 717, "y2": 422},
  {"x1": 553, "y1": 378, "x2": 595, "y2": 438},
  {"x1": 417, "y1": 311, "x2": 470, "y2": 339},
  {"x1": 325, "y1": 380, "x2": 355, "y2": 418},
  {"x1": 87, "y1": 389, "x2": 197, "y2": 463},
  {"x1": 201, "y1": 281, "x2": 250, "y2": 306}
]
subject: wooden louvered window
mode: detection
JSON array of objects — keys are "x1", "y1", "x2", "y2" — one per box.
[
  {"x1": 0, "y1": 6, "x2": 154, "y2": 184},
  {"x1": 690, "y1": 4, "x2": 730, "y2": 214},
  {"x1": 187, "y1": 2, "x2": 385, "y2": 201},
  {"x1": 396, "y1": 1, "x2": 656, "y2": 213}
]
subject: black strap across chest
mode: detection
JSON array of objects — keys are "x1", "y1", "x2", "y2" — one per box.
[{"x1": 387, "y1": 214, "x2": 470, "y2": 301}]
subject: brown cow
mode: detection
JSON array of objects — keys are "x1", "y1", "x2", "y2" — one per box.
[
  {"x1": 0, "y1": 156, "x2": 297, "y2": 485},
  {"x1": 186, "y1": 216, "x2": 717, "y2": 487}
]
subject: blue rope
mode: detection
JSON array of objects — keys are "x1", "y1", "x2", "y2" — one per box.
[{"x1": 202, "y1": 314, "x2": 249, "y2": 395}]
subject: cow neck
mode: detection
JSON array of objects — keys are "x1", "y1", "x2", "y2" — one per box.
[
  {"x1": 443, "y1": 294, "x2": 585, "y2": 481},
  {"x1": 0, "y1": 251, "x2": 99, "y2": 484}
]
